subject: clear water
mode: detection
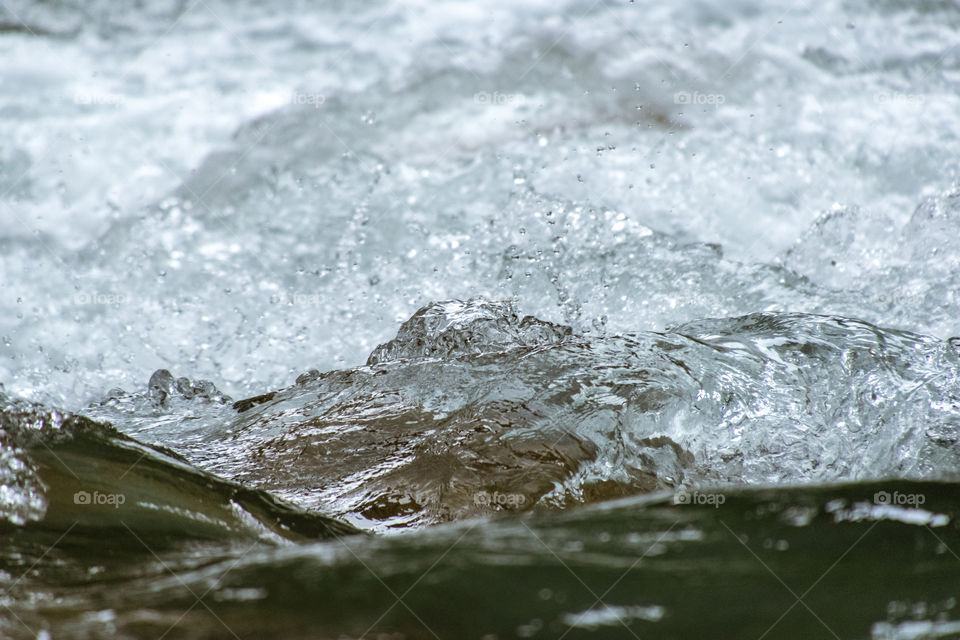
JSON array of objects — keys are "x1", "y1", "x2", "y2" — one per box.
[{"x1": 2, "y1": 0, "x2": 960, "y2": 637}]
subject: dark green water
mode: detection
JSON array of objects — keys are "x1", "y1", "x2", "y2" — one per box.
[{"x1": 3, "y1": 479, "x2": 958, "y2": 639}]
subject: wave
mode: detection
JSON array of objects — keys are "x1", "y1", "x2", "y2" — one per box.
[
  {"x1": 0, "y1": 393, "x2": 359, "y2": 539},
  {"x1": 45, "y1": 299, "x2": 960, "y2": 533}
]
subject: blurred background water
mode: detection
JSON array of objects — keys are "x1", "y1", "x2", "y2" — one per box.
[{"x1": 1, "y1": 0, "x2": 959, "y2": 407}]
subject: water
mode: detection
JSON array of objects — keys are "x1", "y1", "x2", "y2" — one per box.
[
  {"x1": 4, "y1": 479, "x2": 959, "y2": 639},
  {"x1": 2, "y1": 0, "x2": 960, "y2": 637}
]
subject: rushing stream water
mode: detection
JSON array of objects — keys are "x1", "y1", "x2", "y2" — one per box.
[{"x1": 2, "y1": 0, "x2": 960, "y2": 638}]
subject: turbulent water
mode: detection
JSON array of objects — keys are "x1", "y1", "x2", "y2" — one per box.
[{"x1": 2, "y1": 0, "x2": 960, "y2": 638}]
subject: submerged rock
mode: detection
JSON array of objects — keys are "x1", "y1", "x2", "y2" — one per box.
[
  {"x1": 201, "y1": 300, "x2": 960, "y2": 530},
  {"x1": 210, "y1": 300, "x2": 700, "y2": 528}
]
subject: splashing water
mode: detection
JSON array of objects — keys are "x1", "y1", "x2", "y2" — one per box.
[{"x1": 2, "y1": 0, "x2": 960, "y2": 637}]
